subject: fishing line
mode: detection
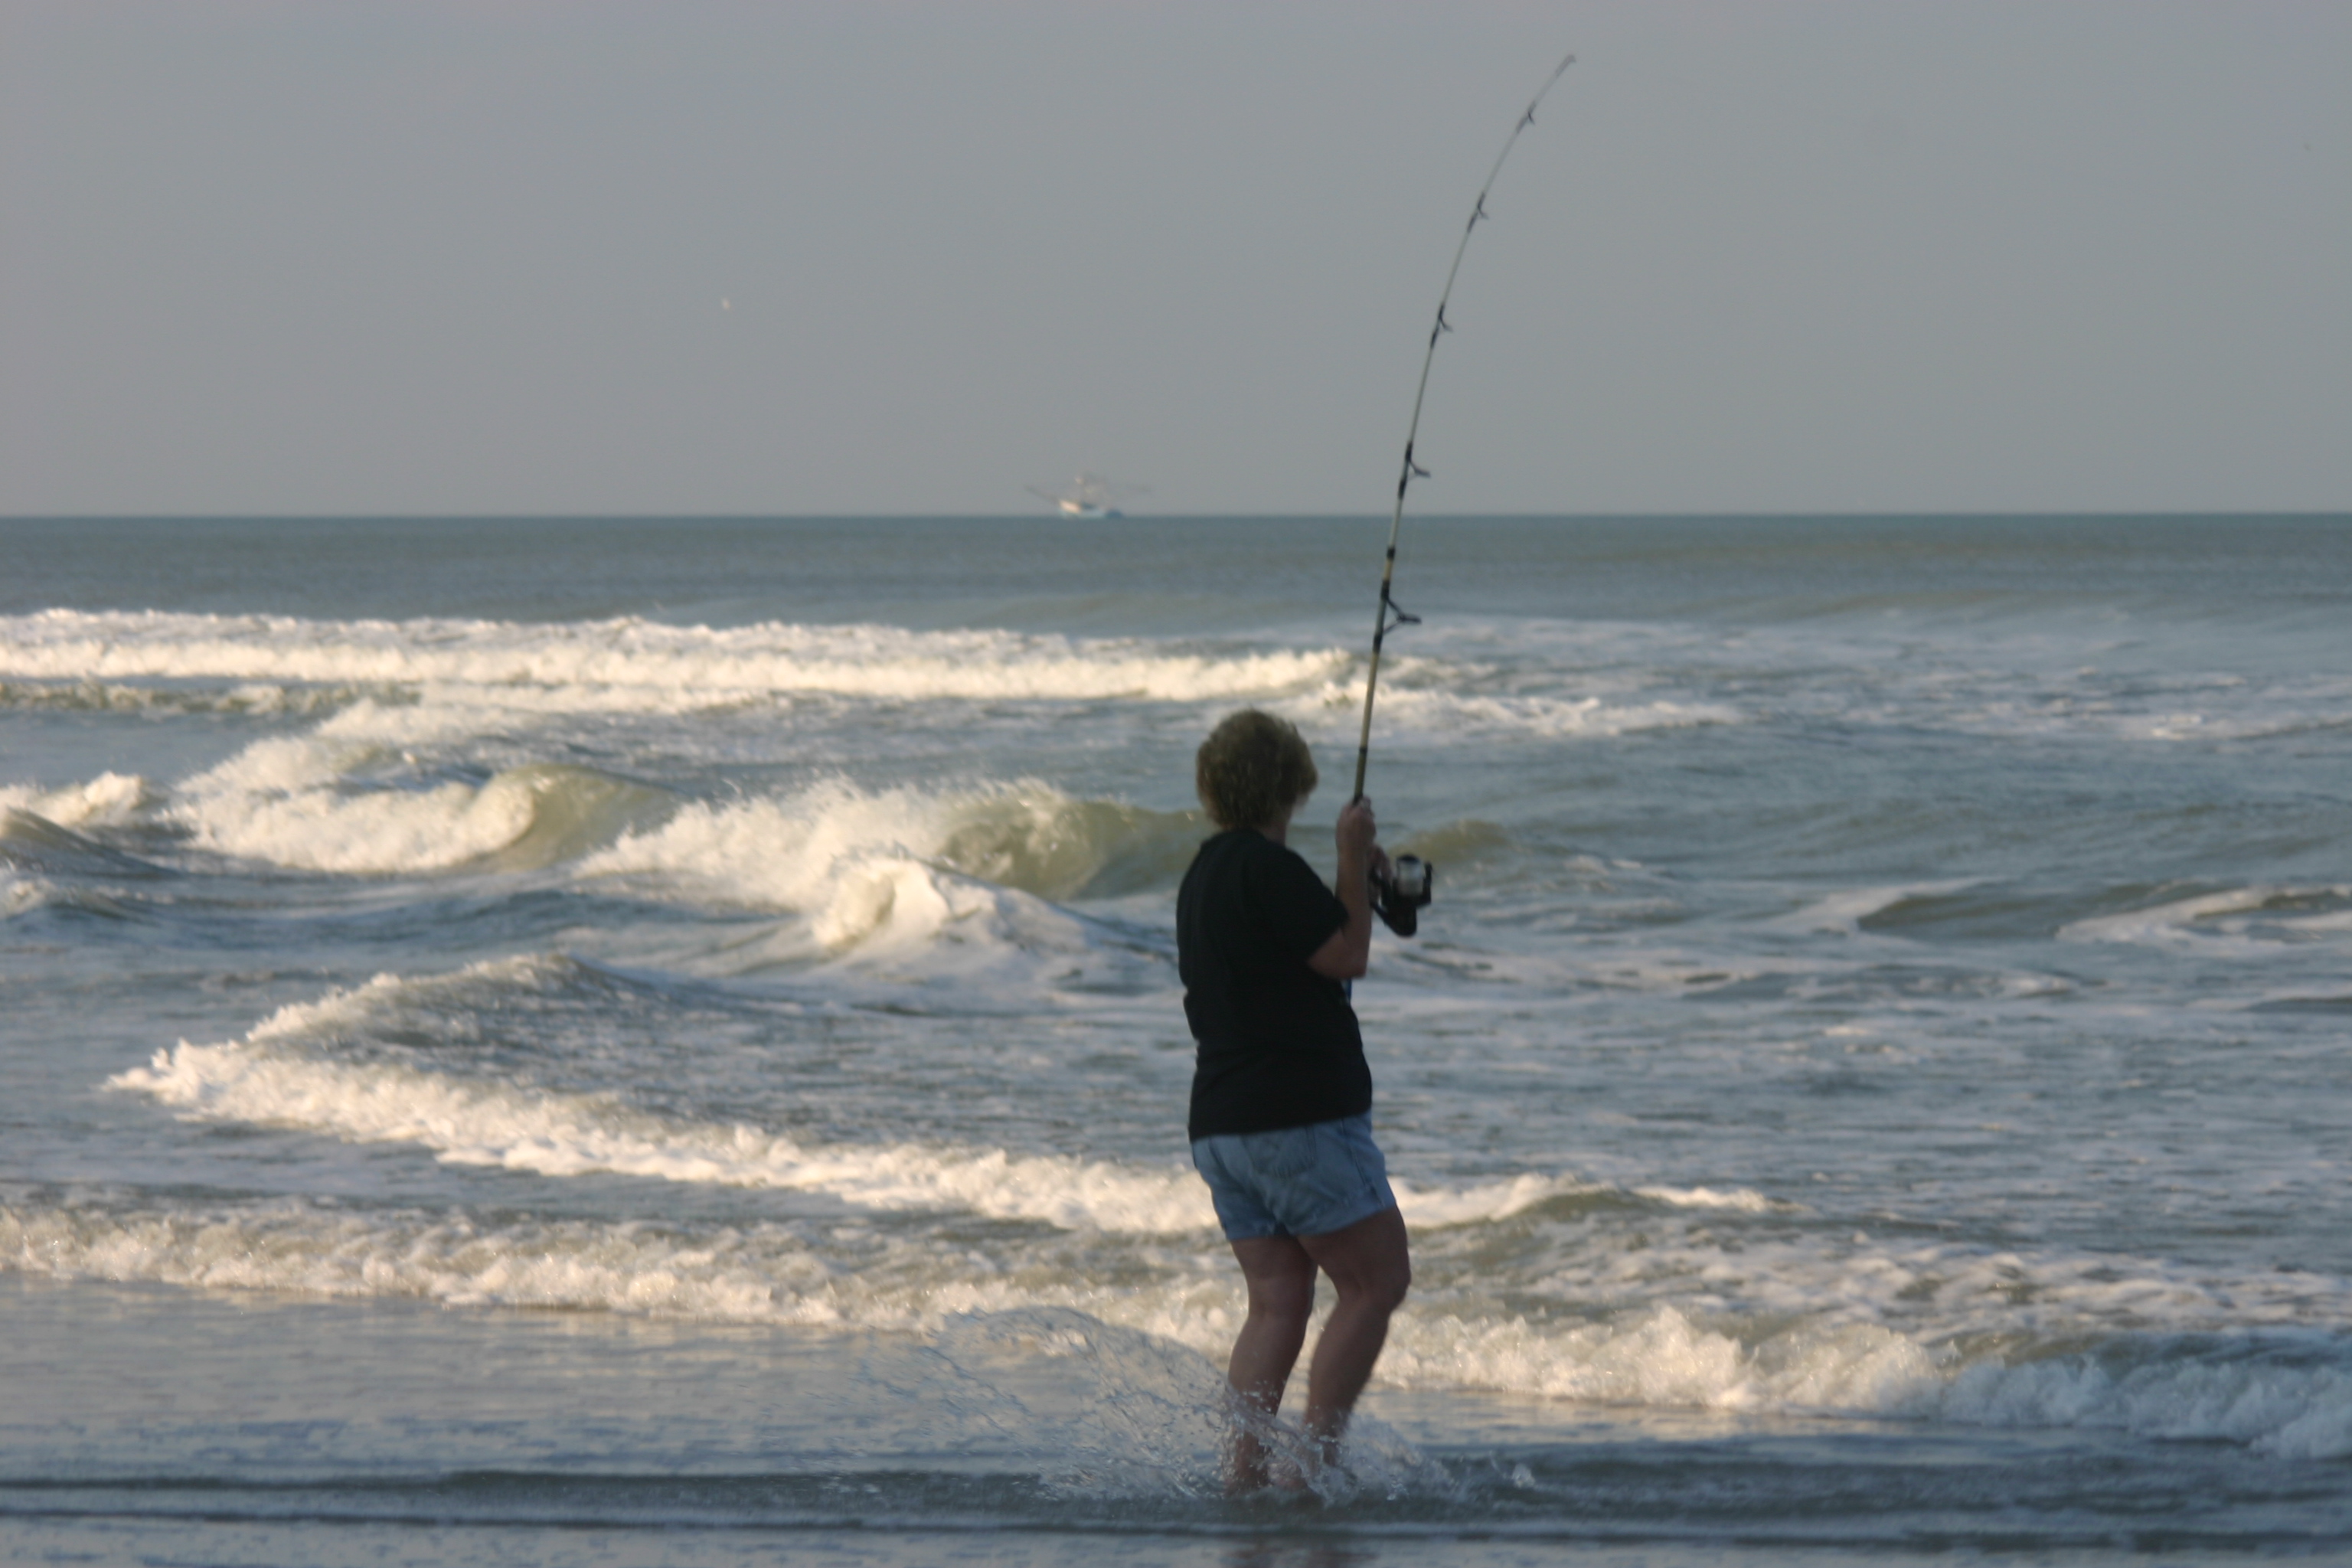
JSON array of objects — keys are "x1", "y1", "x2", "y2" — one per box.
[{"x1": 1355, "y1": 53, "x2": 1573, "y2": 936}]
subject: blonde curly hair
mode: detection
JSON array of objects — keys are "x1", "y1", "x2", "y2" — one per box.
[{"x1": 1194, "y1": 709, "x2": 1319, "y2": 831}]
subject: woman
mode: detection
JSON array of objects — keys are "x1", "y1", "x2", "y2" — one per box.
[{"x1": 1178, "y1": 708, "x2": 1411, "y2": 1490}]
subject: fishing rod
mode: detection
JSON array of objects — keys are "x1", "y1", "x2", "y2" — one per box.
[{"x1": 1360, "y1": 53, "x2": 1574, "y2": 939}]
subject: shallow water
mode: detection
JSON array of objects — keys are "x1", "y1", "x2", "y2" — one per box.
[{"x1": 5, "y1": 514, "x2": 2350, "y2": 1563}]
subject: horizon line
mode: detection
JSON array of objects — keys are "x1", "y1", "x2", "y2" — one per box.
[{"x1": 7, "y1": 508, "x2": 2350, "y2": 524}]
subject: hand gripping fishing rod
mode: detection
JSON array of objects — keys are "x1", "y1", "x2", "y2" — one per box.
[{"x1": 1358, "y1": 53, "x2": 1574, "y2": 939}]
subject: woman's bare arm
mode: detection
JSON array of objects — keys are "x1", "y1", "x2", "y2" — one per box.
[{"x1": 1307, "y1": 798, "x2": 1380, "y2": 981}]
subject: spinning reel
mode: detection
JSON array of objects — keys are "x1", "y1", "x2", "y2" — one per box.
[{"x1": 1371, "y1": 854, "x2": 1434, "y2": 938}]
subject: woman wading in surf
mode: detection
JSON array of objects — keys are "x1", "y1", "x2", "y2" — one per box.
[{"x1": 1178, "y1": 709, "x2": 1411, "y2": 1491}]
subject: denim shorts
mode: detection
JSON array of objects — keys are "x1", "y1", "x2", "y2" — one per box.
[{"x1": 1191, "y1": 1113, "x2": 1397, "y2": 1242}]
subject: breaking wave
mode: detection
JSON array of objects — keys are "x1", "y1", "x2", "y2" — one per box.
[
  {"x1": 3, "y1": 609, "x2": 1738, "y2": 747},
  {"x1": 0, "y1": 867, "x2": 49, "y2": 919},
  {"x1": 111, "y1": 1040, "x2": 1217, "y2": 1236},
  {"x1": 2060, "y1": 884, "x2": 2352, "y2": 952},
  {"x1": 12, "y1": 1191, "x2": 2352, "y2": 1459},
  {"x1": 99, "y1": 960, "x2": 1618, "y2": 1235},
  {"x1": 0, "y1": 609, "x2": 1346, "y2": 704},
  {"x1": 0, "y1": 772, "x2": 155, "y2": 831}
]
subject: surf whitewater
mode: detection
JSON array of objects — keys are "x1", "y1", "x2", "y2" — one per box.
[{"x1": 6, "y1": 514, "x2": 2352, "y2": 1559}]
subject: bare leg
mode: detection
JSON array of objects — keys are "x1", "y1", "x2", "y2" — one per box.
[
  {"x1": 1295, "y1": 1205, "x2": 1412, "y2": 1467},
  {"x1": 1223, "y1": 1234, "x2": 1316, "y2": 1492}
]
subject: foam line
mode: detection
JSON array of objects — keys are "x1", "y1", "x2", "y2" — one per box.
[
  {"x1": 2060, "y1": 885, "x2": 2352, "y2": 950},
  {"x1": 1360, "y1": 688, "x2": 1740, "y2": 738},
  {"x1": 1776, "y1": 880, "x2": 1980, "y2": 935},
  {"x1": 2, "y1": 610, "x2": 1346, "y2": 704},
  {"x1": 11, "y1": 1197, "x2": 2352, "y2": 1458},
  {"x1": 110, "y1": 1032, "x2": 1219, "y2": 1233},
  {"x1": 99, "y1": 960, "x2": 1697, "y2": 1234},
  {"x1": 106, "y1": 1029, "x2": 1632, "y2": 1235},
  {"x1": 5, "y1": 609, "x2": 1739, "y2": 744}
]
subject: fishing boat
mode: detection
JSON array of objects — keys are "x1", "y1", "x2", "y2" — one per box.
[{"x1": 1026, "y1": 472, "x2": 1141, "y2": 519}]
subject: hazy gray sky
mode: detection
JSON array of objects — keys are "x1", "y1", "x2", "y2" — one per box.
[{"x1": 4, "y1": 1, "x2": 2345, "y2": 516}]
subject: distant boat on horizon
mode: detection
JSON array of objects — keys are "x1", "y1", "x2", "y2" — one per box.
[{"x1": 1026, "y1": 472, "x2": 1145, "y2": 520}]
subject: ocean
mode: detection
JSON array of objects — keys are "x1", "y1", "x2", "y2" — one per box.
[{"x1": 4, "y1": 514, "x2": 2348, "y2": 1566}]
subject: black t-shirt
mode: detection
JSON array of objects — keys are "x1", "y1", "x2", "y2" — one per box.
[{"x1": 1178, "y1": 828, "x2": 1371, "y2": 1141}]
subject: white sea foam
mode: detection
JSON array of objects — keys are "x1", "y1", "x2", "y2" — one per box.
[
  {"x1": 1360, "y1": 687, "x2": 1741, "y2": 739},
  {"x1": 177, "y1": 749, "x2": 547, "y2": 874},
  {"x1": 1392, "y1": 1174, "x2": 1590, "y2": 1227},
  {"x1": 103, "y1": 960, "x2": 1749, "y2": 1236},
  {"x1": 583, "y1": 784, "x2": 969, "y2": 926},
  {"x1": 102, "y1": 1011, "x2": 1685, "y2": 1236},
  {"x1": 576, "y1": 781, "x2": 1152, "y2": 973},
  {"x1": 136, "y1": 681, "x2": 1190, "y2": 920},
  {"x1": 146, "y1": 695, "x2": 560, "y2": 873},
  {"x1": 2060, "y1": 887, "x2": 2278, "y2": 946},
  {"x1": 1935, "y1": 1344, "x2": 2352, "y2": 1459},
  {"x1": 1387, "y1": 1177, "x2": 1780, "y2": 1226},
  {"x1": 1383, "y1": 1256, "x2": 2352, "y2": 1457},
  {"x1": 1632, "y1": 1184, "x2": 1779, "y2": 1212},
  {"x1": 1, "y1": 1199, "x2": 885, "y2": 1325},
  {"x1": 5, "y1": 608, "x2": 1748, "y2": 748},
  {"x1": 2059, "y1": 885, "x2": 2352, "y2": 952},
  {"x1": 1381, "y1": 1302, "x2": 1945, "y2": 1414},
  {"x1": 0, "y1": 869, "x2": 50, "y2": 918},
  {"x1": 1776, "y1": 880, "x2": 1978, "y2": 936},
  {"x1": 1, "y1": 609, "x2": 1346, "y2": 704},
  {"x1": 111, "y1": 1027, "x2": 1220, "y2": 1234},
  {"x1": 0, "y1": 1194, "x2": 1230, "y2": 1351},
  {"x1": 12, "y1": 1194, "x2": 2352, "y2": 1459},
  {"x1": 1388, "y1": 1300, "x2": 2352, "y2": 1458},
  {"x1": 0, "y1": 772, "x2": 155, "y2": 830}
]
